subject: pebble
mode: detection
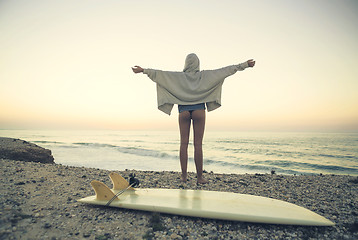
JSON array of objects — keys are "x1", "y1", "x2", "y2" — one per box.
[
  {"x1": 43, "y1": 223, "x2": 52, "y2": 229},
  {"x1": 170, "y1": 233, "x2": 182, "y2": 239}
]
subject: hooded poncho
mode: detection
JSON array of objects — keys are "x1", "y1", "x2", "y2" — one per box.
[{"x1": 143, "y1": 53, "x2": 249, "y2": 115}]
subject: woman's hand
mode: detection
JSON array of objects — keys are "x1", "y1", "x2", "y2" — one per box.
[
  {"x1": 247, "y1": 59, "x2": 255, "y2": 67},
  {"x1": 132, "y1": 66, "x2": 144, "y2": 73}
]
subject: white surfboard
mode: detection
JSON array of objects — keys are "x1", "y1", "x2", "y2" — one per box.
[{"x1": 78, "y1": 173, "x2": 334, "y2": 226}]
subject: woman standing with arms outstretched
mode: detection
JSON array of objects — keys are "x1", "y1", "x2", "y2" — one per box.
[{"x1": 132, "y1": 54, "x2": 255, "y2": 184}]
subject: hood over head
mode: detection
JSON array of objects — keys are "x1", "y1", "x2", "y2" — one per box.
[{"x1": 183, "y1": 53, "x2": 200, "y2": 73}]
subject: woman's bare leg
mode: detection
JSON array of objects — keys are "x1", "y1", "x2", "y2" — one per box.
[
  {"x1": 192, "y1": 109, "x2": 208, "y2": 184},
  {"x1": 178, "y1": 111, "x2": 191, "y2": 182}
]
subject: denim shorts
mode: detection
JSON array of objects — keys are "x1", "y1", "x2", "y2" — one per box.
[{"x1": 178, "y1": 103, "x2": 206, "y2": 113}]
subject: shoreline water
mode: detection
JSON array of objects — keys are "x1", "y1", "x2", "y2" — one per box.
[
  {"x1": 1, "y1": 158, "x2": 357, "y2": 239},
  {"x1": 1, "y1": 130, "x2": 357, "y2": 176}
]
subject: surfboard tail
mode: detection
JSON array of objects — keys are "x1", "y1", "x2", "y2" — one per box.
[
  {"x1": 90, "y1": 180, "x2": 119, "y2": 201},
  {"x1": 109, "y1": 172, "x2": 134, "y2": 190}
]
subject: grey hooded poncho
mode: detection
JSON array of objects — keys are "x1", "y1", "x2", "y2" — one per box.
[{"x1": 143, "y1": 53, "x2": 249, "y2": 115}]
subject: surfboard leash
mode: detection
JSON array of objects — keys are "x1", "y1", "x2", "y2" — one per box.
[{"x1": 105, "y1": 174, "x2": 140, "y2": 206}]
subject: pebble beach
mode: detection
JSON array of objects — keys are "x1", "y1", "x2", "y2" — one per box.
[{"x1": 1, "y1": 139, "x2": 358, "y2": 239}]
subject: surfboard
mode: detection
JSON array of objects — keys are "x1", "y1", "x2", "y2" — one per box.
[{"x1": 78, "y1": 172, "x2": 334, "y2": 226}]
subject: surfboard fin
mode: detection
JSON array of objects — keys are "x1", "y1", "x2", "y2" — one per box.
[
  {"x1": 91, "y1": 180, "x2": 119, "y2": 201},
  {"x1": 109, "y1": 172, "x2": 134, "y2": 190}
]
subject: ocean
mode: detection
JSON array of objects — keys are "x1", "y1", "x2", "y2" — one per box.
[{"x1": 1, "y1": 130, "x2": 357, "y2": 176}]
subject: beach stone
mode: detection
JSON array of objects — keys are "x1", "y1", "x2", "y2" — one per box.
[
  {"x1": 170, "y1": 233, "x2": 182, "y2": 239},
  {"x1": 0, "y1": 137, "x2": 54, "y2": 163},
  {"x1": 83, "y1": 232, "x2": 91, "y2": 238},
  {"x1": 43, "y1": 222, "x2": 52, "y2": 229}
]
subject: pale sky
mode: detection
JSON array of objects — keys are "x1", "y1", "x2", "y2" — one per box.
[{"x1": 1, "y1": 0, "x2": 357, "y2": 131}]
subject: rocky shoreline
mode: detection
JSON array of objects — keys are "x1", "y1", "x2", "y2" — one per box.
[
  {"x1": 1, "y1": 159, "x2": 357, "y2": 240},
  {"x1": 1, "y1": 139, "x2": 358, "y2": 239}
]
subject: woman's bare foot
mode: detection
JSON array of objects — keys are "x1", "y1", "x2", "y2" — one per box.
[
  {"x1": 197, "y1": 177, "x2": 209, "y2": 184},
  {"x1": 181, "y1": 174, "x2": 188, "y2": 183}
]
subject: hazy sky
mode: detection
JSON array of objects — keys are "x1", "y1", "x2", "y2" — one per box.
[{"x1": 1, "y1": 0, "x2": 357, "y2": 131}]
